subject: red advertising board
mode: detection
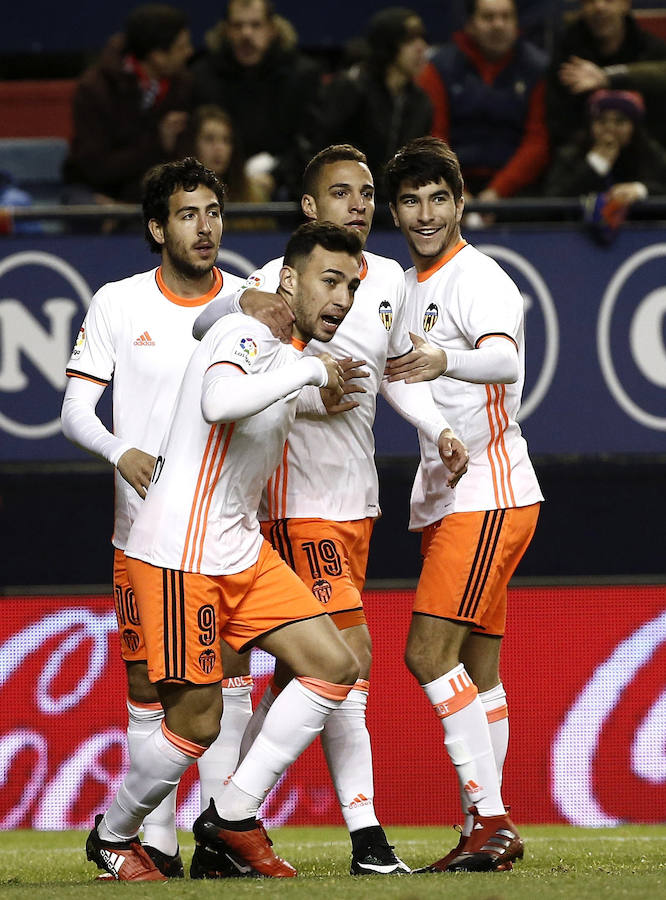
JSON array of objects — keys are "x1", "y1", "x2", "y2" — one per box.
[{"x1": 1, "y1": 586, "x2": 664, "y2": 829}]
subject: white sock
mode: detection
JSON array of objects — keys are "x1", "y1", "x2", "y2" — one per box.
[
  {"x1": 238, "y1": 680, "x2": 278, "y2": 763},
  {"x1": 422, "y1": 664, "x2": 504, "y2": 830},
  {"x1": 101, "y1": 723, "x2": 202, "y2": 842},
  {"x1": 480, "y1": 682, "x2": 509, "y2": 783},
  {"x1": 470, "y1": 682, "x2": 509, "y2": 837},
  {"x1": 126, "y1": 700, "x2": 178, "y2": 856},
  {"x1": 197, "y1": 678, "x2": 253, "y2": 810},
  {"x1": 217, "y1": 677, "x2": 348, "y2": 820},
  {"x1": 320, "y1": 680, "x2": 379, "y2": 831}
]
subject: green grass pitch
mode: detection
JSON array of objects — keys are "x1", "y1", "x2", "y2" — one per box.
[{"x1": 0, "y1": 825, "x2": 664, "y2": 898}]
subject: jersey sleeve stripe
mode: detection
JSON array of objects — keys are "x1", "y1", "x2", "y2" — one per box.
[
  {"x1": 65, "y1": 369, "x2": 110, "y2": 386},
  {"x1": 206, "y1": 360, "x2": 248, "y2": 375},
  {"x1": 387, "y1": 346, "x2": 414, "y2": 361},
  {"x1": 475, "y1": 332, "x2": 518, "y2": 349}
]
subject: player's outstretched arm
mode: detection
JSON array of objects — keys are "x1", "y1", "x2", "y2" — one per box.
[
  {"x1": 240, "y1": 289, "x2": 294, "y2": 344},
  {"x1": 438, "y1": 429, "x2": 469, "y2": 488},
  {"x1": 201, "y1": 356, "x2": 330, "y2": 423},
  {"x1": 385, "y1": 333, "x2": 447, "y2": 383},
  {"x1": 193, "y1": 288, "x2": 295, "y2": 343}
]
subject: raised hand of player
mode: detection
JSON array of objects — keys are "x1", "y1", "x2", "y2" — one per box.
[
  {"x1": 320, "y1": 356, "x2": 370, "y2": 415},
  {"x1": 438, "y1": 429, "x2": 469, "y2": 488},
  {"x1": 385, "y1": 332, "x2": 447, "y2": 383},
  {"x1": 239, "y1": 289, "x2": 295, "y2": 343},
  {"x1": 316, "y1": 353, "x2": 345, "y2": 404},
  {"x1": 117, "y1": 448, "x2": 157, "y2": 499}
]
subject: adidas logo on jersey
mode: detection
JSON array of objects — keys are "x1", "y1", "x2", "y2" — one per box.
[
  {"x1": 99, "y1": 848, "x2": 126, "y2": 877},
  {"x1": 133, "y1": 331, "x2": 155, "y2": 346}
]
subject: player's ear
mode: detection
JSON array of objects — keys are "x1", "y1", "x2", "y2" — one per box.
[
  {"x1": 455, "y1": 195, "x2": 465, "y2": 224},
  {"x1": 279, "y1": 264, "x2": 297, "y2": 297},
  {"x1": 148, "y1": 218, "x2": 166, "y2": 247},
  {"x1": 301, "y1": 194, "x2": 317, "y2": 221},
  {"x1": 389, "y1": 203, "x2": 400, "y2": 229}
]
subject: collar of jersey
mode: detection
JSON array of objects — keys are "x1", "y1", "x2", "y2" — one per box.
[
  {"x1": 359, "y1": 254, "x2": 368, "y2": 280},
  {"x1": 291, "y1": 336, "x2": 306, "y2": 351},
  {"x1": 416, "y1": 239, "x2": 468, "y2": 283},
  {"x1": 156, "y1": 266, "x2": 223, "y2": 306}
]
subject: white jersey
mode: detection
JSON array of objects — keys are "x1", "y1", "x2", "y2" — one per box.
[
  {"x1": 65, "y1": 266, "x2": 245, "y2": 549},
  {"x1": 405, "y1": 241, "x2": 543, "y2": 530},
  {"x1": 125, "y1": 316, "x2": 309, "y2": 575},
  {"x1": 244, "y1": 251, "x2": 412, "y2": 521}
]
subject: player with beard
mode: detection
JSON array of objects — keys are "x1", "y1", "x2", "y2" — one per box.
[
  {"x1": 85, "y1": 221, "x2": 369, "y2": 881},
  {"x1": 62, "y1": 157, "x2": 253, "y2": 876},
  {"x1": 192, "y1": 144, "x2": 468, "y2": 876}
]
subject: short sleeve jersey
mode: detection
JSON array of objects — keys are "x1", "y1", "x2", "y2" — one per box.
[
  {"x1": 65, "y1": 266, "x2": 245, "y2": 548},
  {"x1": 125, "y1": 315, "x2": 306, "y2": 575},
  {"x1": 243, "y1": 251, "x2": 412, "y2": 521},
  {"x1": 404, "y1": 241, "x2": 543, "y2": 529}
]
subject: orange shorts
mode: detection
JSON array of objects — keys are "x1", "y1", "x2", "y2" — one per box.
[
  {"x1": 113, "y1": 549, "x2": 146, "y2": 662},
  {"x1": 261, "y1": 518, "x2": 374, "y2": 629},
  {"x1": 414, "y1": 503, "x2": 540, "y2": 637},
  {"x1": 125, "y1": 539, "x2": 326, "y2": 684}
]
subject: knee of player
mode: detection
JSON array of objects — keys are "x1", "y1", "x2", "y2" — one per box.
[{"x1": 331, "y1": 644, "x2": 361, "y2": 686}]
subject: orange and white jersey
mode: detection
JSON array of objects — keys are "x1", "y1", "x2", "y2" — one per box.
[
  {"x1": 125, "y1": 315, "x2": 312, "y2": 575},
  {"x1": 65, "y1": 266, "x2": 245, "y2": 548},
  {"x1": 243, "y1": 251, "x2": 412, "y2": 521},
  {"x1": 405, "y1": 241, "x2": 543, "y2": 529}
]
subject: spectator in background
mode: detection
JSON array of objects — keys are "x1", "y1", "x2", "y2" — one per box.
[
  {"x1": 547, "y1": 0, "x2": 666, "y2": 148},
  {"x1": 191, "y1": 0, "x2": 321, "y2": 199},
  {"x1": 543, "y1": 89, "x2": 666, "y2": 239},
  {"x1": 63, "y1": 4, "x2": 193, "y2": 203},
  {"x1": 418, "y1": 0, "x2": 549, "y2": 213},
  {"x1": 314, "y1": 7, "x2": 432, "y2": 199},
  {"x1": 190, "y1": 104, "x2": 272, "y2": 202},
  {"x1": 189, "y1": 104, "x2": 275, "y2": 230}
]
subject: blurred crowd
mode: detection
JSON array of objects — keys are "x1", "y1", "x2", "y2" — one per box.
[{"x1": 4, "y1": 0, "x2": 666, "y2": 229}]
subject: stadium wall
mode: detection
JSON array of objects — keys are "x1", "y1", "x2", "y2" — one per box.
[{"x1": 1, "y1": 586, "x2": 664, "y2": 828}]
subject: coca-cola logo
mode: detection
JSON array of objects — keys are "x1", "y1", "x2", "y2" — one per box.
[{"x1": 551, "y1": 609, "x2": 666, "y2": 826}]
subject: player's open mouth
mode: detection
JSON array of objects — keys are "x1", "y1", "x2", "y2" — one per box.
[
  {"x1": 321, "y1": 314, "x2": 342, "y2": 332},
  {"x1": 413, "y1": 227, "x2": 441, "y2": 236}
]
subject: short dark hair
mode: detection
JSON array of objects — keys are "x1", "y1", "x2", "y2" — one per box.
[
  {"x1": 384, "y1": 137, "x2": 464, "y2": 205},
  {"x1": 227, "y1": 0, "x2": 275, "y2": 20},
  {"x1": 302, "y1": 144, "x2": 369, "y2": 197},
  {"x1": 142, "y1": 157, "x2": 225, "y2": 253},
  {"x1": 125, "y1": 4, "x2": 188, "y2": 60},
  {"x1": 366, "y1": 7, "x2": 425, "y2": 75},
  {"x1": 465, "y1": 0, "x2": 516, "y2": 16},
  {"x1": 283, "y1": 220, "x2": 363, "y2": 270}
]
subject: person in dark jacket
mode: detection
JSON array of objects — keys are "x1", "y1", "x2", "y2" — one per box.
[
  {"x1": 314, "y1": 7, "x2": 432, "y2": 200},
  {"x1": 543, "y1": 88, "x2": 666, "y2": 198},
  {"x1": 63, "y1": 4, "x2": 194, "y2": 203},
  {"x1": 418, "y1": 0, "x2": 549, "y2": 205},
  {"x1": 546, "y1": 0, "x2": 666, "y2": 148},
  {"x1": 191, "y1": 0, "x2": 321, "y2": 199}
]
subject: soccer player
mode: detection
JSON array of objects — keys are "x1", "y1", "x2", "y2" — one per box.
[
  {"x1": 85, "y1": 221, "x2": 369, "y2": 881},
  {"x1": 193, "y1": 144, "x2": 469, "y2": 875},
  {"x1": 61, "y1": 157, "x2": 254, "y2": 877},
  {"x1": 384, "y1": 136, "x2": 543, "y2": 873}
]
